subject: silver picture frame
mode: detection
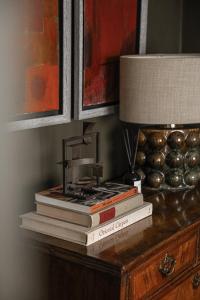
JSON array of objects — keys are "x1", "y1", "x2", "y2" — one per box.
[
  {"x1": 10, "y1": 0, "x2": 72, "y2": 131},
  {"x1": 74, "y1": 0, "x2": 149, "y2": 120}
]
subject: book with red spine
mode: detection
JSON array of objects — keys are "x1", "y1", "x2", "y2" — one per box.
[{"x1": 36, "y1": 193, "x2": 143, "y2": 227}]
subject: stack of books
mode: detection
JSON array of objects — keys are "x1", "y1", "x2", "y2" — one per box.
[{"x1": 20, "y1": 182, "x2": 152, "y2": 246}]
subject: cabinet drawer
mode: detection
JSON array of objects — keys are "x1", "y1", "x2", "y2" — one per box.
[
  {"x1": 129, "y1": 232, "x2": 197, "y2": 300},
  {"x1": 160, "y1": 265, "x2": 200, "y2": 300}
]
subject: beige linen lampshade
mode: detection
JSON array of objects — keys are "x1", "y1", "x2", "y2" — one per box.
[{"x1": 120, "y1": 55, "x2": 200, "y2": 125}]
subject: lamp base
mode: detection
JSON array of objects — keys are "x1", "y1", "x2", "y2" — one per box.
[{"x1": 136, "y1": 127, "x2": 200, "y2": 191}]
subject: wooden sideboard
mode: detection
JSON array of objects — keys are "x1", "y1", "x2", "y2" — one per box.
[{"x1": 25, "y1": 187, "x2": 200, "y2": 300}]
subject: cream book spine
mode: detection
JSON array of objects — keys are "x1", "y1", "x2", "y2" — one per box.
[
  {"x1": 86, "y1": 202, "x2": 152, "y2": 245},
  {"x1": 36, "y1": 193, "x2": 144, "y2": 228}
]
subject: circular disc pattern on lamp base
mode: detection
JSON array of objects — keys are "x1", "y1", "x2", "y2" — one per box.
[{"x1": 136, "y1": 128, "x2": 200, "y2": 190}]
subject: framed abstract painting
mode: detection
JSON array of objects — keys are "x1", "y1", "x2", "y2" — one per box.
[
  {"x1": 74, "y1": 0, "x2": 149, "y2": 120},
  {"x1": 12, "y1": 0, "x2": 71, "y2": 130}
]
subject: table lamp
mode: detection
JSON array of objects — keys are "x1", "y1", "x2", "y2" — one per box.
[{"x1": 120, "y1": 54, "x2": 200, "y2": 190}]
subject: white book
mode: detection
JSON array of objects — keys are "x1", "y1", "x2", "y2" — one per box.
[
  {"x1": 20, "y1": 202, "x2": 152, "y2": 246},
  {"x1": 87, "y1": 216, "x2": 153, "y2": 254}
]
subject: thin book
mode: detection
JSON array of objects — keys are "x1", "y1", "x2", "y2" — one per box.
[{"x1": 35, "y1": 182, "x2": 138, "y2": 214}]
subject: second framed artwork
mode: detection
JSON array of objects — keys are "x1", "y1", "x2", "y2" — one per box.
[{"x1": 74, "y1": 0, "x2": 149, "y2": 120}]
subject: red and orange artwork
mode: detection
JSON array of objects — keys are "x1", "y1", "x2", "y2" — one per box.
[
  {"x1": 23, "y1": 0, "x2": 59, "y2": 114},
  {"x1": 83, "y1": 0, "x2": 138, "y2": 108}
]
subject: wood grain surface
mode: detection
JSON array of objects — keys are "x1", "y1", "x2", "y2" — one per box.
[{"x1": 22, "y1": 187, "x2": 200, "y2": 299}]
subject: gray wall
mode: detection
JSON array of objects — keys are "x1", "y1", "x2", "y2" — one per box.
[
  {"x1": 147, "y1": 0, "x2": 183, "y2": 53},
  {"x1": 182, "y1": 0, "x2": 200, "y2": 52},
  {"x1": 147, "y1": 0, "x2": 200, "y2": 54}
]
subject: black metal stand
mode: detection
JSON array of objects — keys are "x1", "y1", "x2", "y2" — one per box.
[{"x1": 58, "y1": 123, "x2": 103, "y2": 195}]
